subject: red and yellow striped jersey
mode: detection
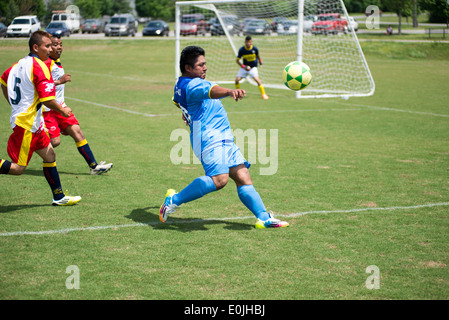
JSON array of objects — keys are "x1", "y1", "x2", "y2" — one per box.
[{"x1": 1, "y1": 54, "x2": 56, "y2": 132}]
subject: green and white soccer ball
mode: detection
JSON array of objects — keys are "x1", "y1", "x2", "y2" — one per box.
[{"x1": 282, "y1": 61, "x2": 312, "y2": 91}]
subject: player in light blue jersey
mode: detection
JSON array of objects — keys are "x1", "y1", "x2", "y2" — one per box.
[{"x1": 160, "y1": 46, "x2": 288, "y2": 229}]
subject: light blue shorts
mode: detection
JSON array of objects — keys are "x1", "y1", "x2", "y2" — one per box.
[{"x1": 199, "y1": 140, "x2": 250, "y2": 177}]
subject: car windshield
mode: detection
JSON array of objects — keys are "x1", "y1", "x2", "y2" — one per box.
[
  {"x1": 274, "y1": 17, "x2": 288, "y2": 23},
  {"x1": 12, "y1": 19, "x2": 30, "y2": 25},
  {"x1": 48, "y1": 22, "x2": 65, "y2": 28},
  {"x1": 110, "y1": 17, "x2": 127, "y2": 24},
  {"x1": 248, "y1": 20, "x2": 265, "y2": 27},
  {"x1": 85, "y1": 20, "x2": 96, "y2": 24},
  {"x1": 283, "y1": 20, "x2": 298, "y2": 26},
  {"x1": 222, "y1": 17, "x2": 236, "y2": 23},
  {"x1": 181, "y1": 17, "x2": 199, "y2": 23},
  {"x1": 147, "y1": 22, "x2": 162, "y2": 27},
  {"x1": 318, "y1": 16, "x2": 336, "y2": 21}
]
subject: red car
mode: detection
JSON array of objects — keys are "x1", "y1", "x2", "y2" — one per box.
[
  {"x1": 180, "y1": 14, "x2": 208, "y2": 36},
  {"x1": 311, "y1": 13, "x2": 348, "y2": 35}
]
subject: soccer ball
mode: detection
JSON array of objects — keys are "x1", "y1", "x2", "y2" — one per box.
[{"x1": 282, "y1": 61, "x2": 312, "y2": 91}]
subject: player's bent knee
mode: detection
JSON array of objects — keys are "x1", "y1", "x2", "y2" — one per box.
[
  {"x1": 51, "y1": 138, "x2": 61, "y2": 148},
  {"x1": 212, "y1": 175, "x2": 229, "y2": 190},
  {"x1": 9, "y1": 163, "x2": 26, "y2": 175}
]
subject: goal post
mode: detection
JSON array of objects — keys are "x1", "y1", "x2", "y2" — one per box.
[{"x1": 175, "y1": 0, "x2": 375, "y2": 99}]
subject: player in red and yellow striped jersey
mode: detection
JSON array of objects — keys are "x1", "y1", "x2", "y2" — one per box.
[
  {"x1": 43, "y1": 36, "x2": 112, "y2": 175},
  {"x1": 0, "y1": 31, "x2": 81, "y2": 206}
]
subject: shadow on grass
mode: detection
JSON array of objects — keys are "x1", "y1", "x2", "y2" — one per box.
[
  {"x1": 0, "y1": 203, "x2": 50, "y2": 213},
  {"x1": 126, "y1": 206, "x2": 253, "y2": 232},
  {"x1": 21, "y1": 169, "x2": 91, "y2": 176}
]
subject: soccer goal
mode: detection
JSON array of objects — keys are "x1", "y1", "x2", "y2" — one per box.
[{"x1": 175, "y1": 0, "x2": 375, "y2": 99}]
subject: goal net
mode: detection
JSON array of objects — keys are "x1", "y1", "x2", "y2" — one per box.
[{"x1": 175, "y1": 0, "x2": 375, "y2": 98}]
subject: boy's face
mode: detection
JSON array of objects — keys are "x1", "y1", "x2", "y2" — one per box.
[{"x1": 245, "y1": 39, "x2": 252, "y2": 48}]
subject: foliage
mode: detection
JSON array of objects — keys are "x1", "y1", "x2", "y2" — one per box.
[
  {"x1": 419, "y1": 0, "x2": 449, "y2": 23},
  {"x1": 0, "y1": 0, "x2": 45, "y2": 24},
  {"x1": 135, "y1": 0, "x2": 175, "y2": 20},
  {"x1": 343, "y1": 0, "x2": 384, "y2": 13}
]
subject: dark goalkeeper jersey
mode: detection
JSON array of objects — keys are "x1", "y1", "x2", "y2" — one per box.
[{"x1": 237, "y1": 45, "x2": 259, "y2": 68}]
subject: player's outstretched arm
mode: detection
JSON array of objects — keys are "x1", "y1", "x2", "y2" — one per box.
[
  {"x1": 43, "y1": 99, "x2": 72, "y2": 118},
  {"x1": 54, "y1": 74, "x2": 71, "y2": 86},
  {"x1": 210, "y1": 85, "x2": 246, "y2": 102}
]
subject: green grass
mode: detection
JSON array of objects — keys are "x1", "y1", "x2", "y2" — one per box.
[{"x1": 0, "y1": 38, "x2": 448, "y2": 300}]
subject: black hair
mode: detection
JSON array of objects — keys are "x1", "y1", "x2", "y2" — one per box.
[
  {"x1": 245, "y1": 35, "x2": 252, "y2": 41},
  {"x1": 180, "y1": 46, "x2": 205, "y2": 74}
]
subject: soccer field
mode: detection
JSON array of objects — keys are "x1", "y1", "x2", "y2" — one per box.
[{"x1": 0, "y1": 38, "x2": 448, "y2": 301}]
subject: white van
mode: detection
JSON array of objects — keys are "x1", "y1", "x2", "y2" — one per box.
[{"x1": 51, "y1": 12, "x2": 80, "y2": 33}]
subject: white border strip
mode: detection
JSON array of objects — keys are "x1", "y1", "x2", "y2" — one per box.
[{"x1": 1, "y1": 202, "x2": 448, "y2": 237}]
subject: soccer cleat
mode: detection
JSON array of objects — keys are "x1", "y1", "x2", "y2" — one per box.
[
  {"x1": 262, "y1": 94, "x2": 269, "y2": 100},
  {"x1": 52, "y1": 194, "x2": 82, "y2": 206},
  {"x1": 159, "y1": 189, "x2": 178, "y2": 223},
  {"x1": 90, "y1": 161, "x2": 113, "y2": 175},
  {"x1": 255, "y1": 211, "x2": 289, "y2": 229}
]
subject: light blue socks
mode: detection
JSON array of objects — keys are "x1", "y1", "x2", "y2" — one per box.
[
  {"x1": 237, "y1": 184, "x2": 270, "y2": 221},
  {"x1": 172, "y1": 176, "x2": 217, "y2": 206}
]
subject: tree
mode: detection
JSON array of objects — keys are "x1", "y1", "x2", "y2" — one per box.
[
  {"x1": 419, "y1": 0, "x2": 449, "y2": 25},
  {"x1": 0, "y1": 0, "x2": 20, "y2": 24},
  {"x1": 111, "y1": 0, "x2": 131, "y2": 14},
  {"x1": 0, "y1": 0, "x2": 45, "y2": 23},
  {"x1": 382, "y1": 0, "x2": 414, "y2": 34},
  {"x1": 75, "y1": 0, "x2": 101, "y2": 18},
  {"x1": 135, "y1": 0, "x2": 174, "y2": 20}
]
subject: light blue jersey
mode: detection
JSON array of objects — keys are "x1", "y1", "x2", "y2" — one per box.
[{"x1": 173, "y1": 76, "x2": 249, "y2": 176}]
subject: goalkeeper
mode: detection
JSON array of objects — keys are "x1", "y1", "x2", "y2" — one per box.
[
  {"x1": 160, "y1": 46, "x2": 288, "y2": 229},
  {"x1": 235, "y1": 36, "x2": 269, "y2": 100}
]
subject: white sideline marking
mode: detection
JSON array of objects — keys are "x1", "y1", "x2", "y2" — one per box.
[
  {"x1": 70, "y1": 70, "x2": 449, "y2": 118},
  {"x1": 65, "y1": 97, "x2": 171, "y2": 117},
  {"x1": 65, "y1": 96, "x2": 362, "y2": 117},
  {"x1": 1, "y1": 202, "x2": 448, "y2": 237},
  {"x1": 331, "y1": 101, "x2": 449, "y2": 118}
]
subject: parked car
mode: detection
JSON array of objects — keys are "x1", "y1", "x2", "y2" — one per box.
[
  {"x1": 51, "y1": 12, "x2": 80, "y2": 33},
  {"x1": 81, "y1": 19, "x2": 104, "y2": 33},
  {"x1": 277, "y1": 20, "x2": 298, "y2": 35},
  {"x1": 210, "y1": 15, "x2": 240, "y2": 36},
  {"x1": 270, "y1": 17, "x2": 288, "y2": 31},
  {"x1": 303, "y1": 15, "x2": 317, "y2": 32},
  {"x1": 0, "y1": 22, "x2": 7, "y2": 37},
  {"x1": 311, "y1": 13, "x2": 348, "y2": 35},
  {"x1": 45, "y1": 22, "x2": 71, "y2": 37},
  {"x1": 180, "y1": 14, "x2": 207, "y2": 36},
  {"x1": 343, "y1": 16, "x2": 358, "y2": 32},
  {"x1": 143, "y1": 20, "x2": 169, "y2": 36},
  {"x1": 105, "y1": 14, "x2": 137, "y2": 37},
  {"x1": 6, "y1": 15, "x2": 41, "y2": 37},
  {"x1": 240, "y1": 17, "x2": 258, "y2": 32},
  {"x1": 243, "y1": 19, "x2": 271, "y2": 36}
]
